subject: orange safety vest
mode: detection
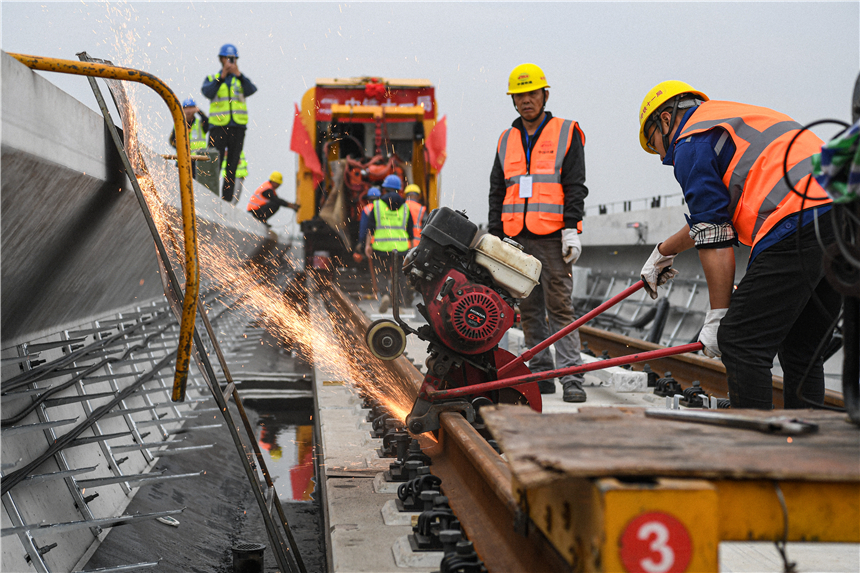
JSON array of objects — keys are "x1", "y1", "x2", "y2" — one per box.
[
  {"x1": 406, "y1": 199, "x2": 426, "y2": 243},
  {"x1": 677, "y1": 101, "x2": 831, "y2": 248},
  {"x1": 498, "y1": 116, "x2": 585, "y2": 237},
  {"x1": 247, "y1": 181, "x2": 275, "y2": 212}
]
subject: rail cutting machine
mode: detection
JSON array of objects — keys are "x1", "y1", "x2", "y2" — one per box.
[{"x1": 365, "y1": 207, "x2": 544, "y2": 434}]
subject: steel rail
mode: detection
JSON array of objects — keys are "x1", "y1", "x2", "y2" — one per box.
[
  {"x1": 578, "y1": 325, "x2": 845, "y2": 409},
  {"x1": 8, "y1": 53, "x2": 200, "y2": 403},
  {"x1": 421, "y1": 412, "x2": 571, "y2": 572}
]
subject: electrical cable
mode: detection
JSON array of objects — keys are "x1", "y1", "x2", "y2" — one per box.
[{"x1": 782, "y1": 119, "x2": 850, "y2": 201}]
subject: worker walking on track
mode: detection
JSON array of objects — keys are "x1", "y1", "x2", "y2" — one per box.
[
  {"x1": 202, "y1": 43, "x2": 257, "y2": 203},
  {"x1": 247, "y1": 171, "x2": 299, "y2": 225},
  {"x1": 488, "y1": 63, "x2": 589, "y2": 402},
  {"x1": 169, "y1": 98, "x2": 208, "y2": 178},
  {"x1": 357, "y1": 186, "x2": 383, "y2": 258},
  {"x1": 636, "y1": 81, "x2": 839, "y2": 409},
  {"x1": 404, "y1": 184, "x2": 427, "y2": 248},
  {"x1": 364, "y1": 175, "x2": 413, "y2": 313}
]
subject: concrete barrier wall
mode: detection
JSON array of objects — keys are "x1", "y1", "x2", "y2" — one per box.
[{"x1": 1, "y1": 51, "x2": 278, "y2": 347}]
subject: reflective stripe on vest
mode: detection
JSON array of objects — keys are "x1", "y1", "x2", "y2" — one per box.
[
  {"x1": 222, "y1": 151, "x2": 248, "y2": 178},
  {"x1": 247, "y1": 181, "x2": 273, "y2": 212},
  {"x1": 208, "y1": 75, "x2": 248, "y2": 126},
  {"x1": 498, "y1": 117, "x2": 584, "y2": 236},
  {"x1": 406, "y1": 200, "x2": 426, "y2": 240},
  {"x1": 189, "y1": 117, "x2": 207, "y2": 150},
  {"x1": 372, "y1": 200, "x2": 410, "y2": 252},
  {"x1": 677, "y1": 101, "x2": 831, "y2": 247}
]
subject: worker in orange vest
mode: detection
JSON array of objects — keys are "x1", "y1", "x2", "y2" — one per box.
[
  {"x1": 404, "y1": 184, "x2": 427, "y2": 248},
  {"x1": 488, "y1": 63, "x2": 589, "y2": 403},
  {"x1": 637, "y1": 81, "x2": 838, "y2": 409},
  {"x1": 246, "y1": 171, "x2": 299, "y2": 225}
]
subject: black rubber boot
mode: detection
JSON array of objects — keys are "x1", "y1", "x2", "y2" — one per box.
[{"x1": 562, "y1": 381, "x2": 586, "y2": 403}]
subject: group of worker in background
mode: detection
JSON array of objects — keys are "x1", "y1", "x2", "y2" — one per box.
[
  {"x1": 169, "y1": 43, "x2": 298, "y2": 224},
  {"x1": 491, "y1": 62, "x2": 837, "y2": 408},
  {"x1": 357, "y1": 175, "x2": 427, "y2": 314}
]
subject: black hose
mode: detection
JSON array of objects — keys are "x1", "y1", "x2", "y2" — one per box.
[
  {"x1": 1, "y1": 353, "x2": 174, "y2": 496},
  {"x1": 1, "y1": 310, "x2": 170, "y2": 394},
  {"x1": 2, "y1": 323, "x2": 173, "y2": 427}
]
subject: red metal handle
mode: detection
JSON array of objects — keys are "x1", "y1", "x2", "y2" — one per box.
[
  {"x1": 498, "y1": 279, "x2": 646, "y2": 377},
  {"x1": 427, "y1": 342, "x2": 704, "y2": 400}
]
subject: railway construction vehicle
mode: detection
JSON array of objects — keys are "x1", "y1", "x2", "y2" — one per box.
[{"x1": 292, "y1": 77, "x2": 444, "y2": 266}]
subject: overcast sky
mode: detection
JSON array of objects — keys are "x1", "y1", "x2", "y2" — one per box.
[{"x1": 3, "y1": 2, "x2": 858, "y2": 233}]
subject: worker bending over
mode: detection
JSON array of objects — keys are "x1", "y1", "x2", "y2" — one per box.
[
  {"x1": 637, "y1": 81, "x2": 838, "y2": 409},
  {"x1": 404, "y1": 184, "x2": 427, "y2": 248},
  {"x1": 364, "y1": 175, "x2": 414, "y2": 313},
  {"x1": 247, "y1": 171, "x2": 299, "y2": 225},
  {"x1": 169, "y1": 98, "x2": 208, "y2": 177},
  {"x1": 488, "y1": 63, "x2": 589, "y2": 402},
  {"x1": 202, "y1": 43, "x2": 257, "y2": 202}
]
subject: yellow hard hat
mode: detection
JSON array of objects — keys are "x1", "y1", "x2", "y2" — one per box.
[
  {"x1": 404, "y1": 184, "x2": 421, "y2": 195},
  {"x1": 269, "y1": 171, "x2": 284, "y2": 185},
  {"x1": 507, "y1": 63, "x2": 550, "y2": 95},
  {"x1": 638, "y1": 80, "x2": 709, "y2": 154}
]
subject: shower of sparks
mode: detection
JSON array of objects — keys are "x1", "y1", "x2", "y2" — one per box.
[{"x1": 101, "y1": 4, "x2": 416, "y2": 422}]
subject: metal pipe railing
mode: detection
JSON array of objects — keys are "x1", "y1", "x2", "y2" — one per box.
[{"x1": 8, "y1": 53, "x2": 199, "y2": 401}]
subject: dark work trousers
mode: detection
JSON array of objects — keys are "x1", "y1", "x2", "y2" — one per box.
[
  {"x1": 208, "y1": 125, "x2": 246, "y2": 202},
  {"x1": 517, "y1": 235, "x2": 584, "y2": 388},
  {"x1": 371, "y1": 250, "x2": 409, "y2": 304},
  {"x1": 718, "y1": 212, "x2": 841, "y2": 409}
]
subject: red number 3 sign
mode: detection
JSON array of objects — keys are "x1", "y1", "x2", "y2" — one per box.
[{"x1": 619, "y1": 512, "x2": 692, "y2": 573}]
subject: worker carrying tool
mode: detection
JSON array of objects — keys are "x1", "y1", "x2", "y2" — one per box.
[
  {"x1": 637, "y1": 80, "x2": 839, "y2": 409},
  {"x1": 404, "y1": 184, "x2": 427, "y2": 248},
  {"x1": 246, "y1": 171, "x2": 299, "y2": 225},
  {"x1": 487, "y1": 63, "x2": 589, "y2": 402},
  {"x1": 168, "y1": 97, "x2": 209, "y2": 177},
  {"x1": 202, "y1": 43, "x2": 257, "y2": 203},
  {"x1": 364, "y1": 175, "x2": 413, "y2": 313}
]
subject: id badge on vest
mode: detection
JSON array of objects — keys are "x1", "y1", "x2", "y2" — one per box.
[{"x1": 519, "y1": 175, "x2": 533, "y2": 199}]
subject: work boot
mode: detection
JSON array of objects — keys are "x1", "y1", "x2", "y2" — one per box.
[
  {"x1": 562, "y1": 380, "x2": 587, "y2": 403},
  {"x1": 378, "y1": 295, "x2": 391, "y2": 314},
  {"x1": 538, "y1": 379, "x2": 556, "y2": 394}
]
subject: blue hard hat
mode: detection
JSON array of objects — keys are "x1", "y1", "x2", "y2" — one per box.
[
  {"x1": 182, "y1": 98, "x2": 197, "y2": 108},
  {"x1": 382, "y1": 174, "x2": 402, "y2": 190},
  {"x1": 219, "y1": 44, "x2": 239, "y2": 58},
  {"x1": 367, "y1": 186, "x2": 382, "y2": 198}
]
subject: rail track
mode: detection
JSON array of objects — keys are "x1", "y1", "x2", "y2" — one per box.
[{"x1": 323, "y1": 281, "x2": 853, "y2": 572}]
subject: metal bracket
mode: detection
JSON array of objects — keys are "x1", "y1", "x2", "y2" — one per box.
[{"x1": 406, "y1": 398, "x2": 475, "y2": 434}]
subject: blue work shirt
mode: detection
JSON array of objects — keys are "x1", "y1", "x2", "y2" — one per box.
[
  {"x1": 664, "y1": 107, "x2": 829, "y2": 264},
  {"x1": 201, "y1": 72, "x2": 258, "y2": 128}
]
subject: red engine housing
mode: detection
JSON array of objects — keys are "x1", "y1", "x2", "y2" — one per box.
[{"x1": 424, "y1": 269, "x2": 514, "y2": 355}]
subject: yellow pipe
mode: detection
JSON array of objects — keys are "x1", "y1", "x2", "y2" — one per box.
[{"x1": 9, "y1": 53, "x2": 198, "y2": 401}]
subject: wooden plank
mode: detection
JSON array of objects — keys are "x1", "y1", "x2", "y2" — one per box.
[{"x1": 482, "y1": 405, "x2": 860, "y2": 489}]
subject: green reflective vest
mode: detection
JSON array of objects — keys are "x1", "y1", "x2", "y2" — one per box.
[
  {"x1": 372, "y1": 200, "x2": 410, "y2": 252},
  {"x1": 208, "y1": 75, "x2": 248, "y2": 126},
  {"x1": 221, "y1": 151, "x2": 248, "y2": 178},
  {"x1": 189, "y1": 117, "x2": 207, "y2": 151}
]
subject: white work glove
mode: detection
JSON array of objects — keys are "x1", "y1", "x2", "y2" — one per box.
[
  {"x1": 640, "y1": 243, "x2": 679, "y2": 299},
  {"x1": 561, "y1": 228, "x2": 581, "y2": 265},
  {"x1": 699, "y1": 308, "x2": 727, "y2": 358}
]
